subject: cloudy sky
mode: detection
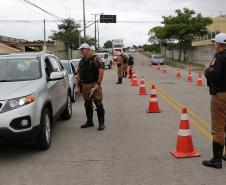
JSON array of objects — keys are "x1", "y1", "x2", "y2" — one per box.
[{"x1": 0, "y1": 0, "x2": 226, "y2": 47}]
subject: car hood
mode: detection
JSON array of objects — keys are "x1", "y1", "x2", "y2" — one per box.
[{"x1": 0, "y1": 79, "x2": 43, "y2": 100}]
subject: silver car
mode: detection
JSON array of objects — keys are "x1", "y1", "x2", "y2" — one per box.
[
  {"x1": 0, "y1": 52, "x2": 72, "y2": 150},
  {"x1": 150, "y1": 54, "x2": 164, "y2": 65},
  {"x1": 70, "y1": 58, "x2": 80, "y2": 72},
  {"x1": 61, "y1": 60, "x2": 77, "y2": 102}
]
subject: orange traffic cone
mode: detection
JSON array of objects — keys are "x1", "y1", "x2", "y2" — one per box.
[
  {"x1": 138, "y1": 76, "x2": 148, "y2": 95},
  {"x1": 146, "y1": 85, "x2": 161, "y2": 113},
  {"x1": 176, "y1": 67, "x2": 181, "y2": 78},
  {"x1": 163, "y1": 65, "x2": 167, "y2": 73},
  {"x1": 157, "y1": 63, "x2": 161, "y2": 70},
  {"x1": 131, "y1": 77, "x2": 138, "y2": 86},
  {"x1": 187, "y1": 69, "x2": 193, "y2": 82},
  {"x1": 197, "y1": 70, "x2": 203, "y2": 86},
  {"x1": 171, "y1": 108, "x2": 200, "y2": 158}
]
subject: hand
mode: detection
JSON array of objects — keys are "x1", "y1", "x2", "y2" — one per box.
[
  {"x1": 93, "y1": 83, "x2": 99, "y2": 90},
  {"x1": 205, "y1": 63, "x2": 210, "y2": 69}
]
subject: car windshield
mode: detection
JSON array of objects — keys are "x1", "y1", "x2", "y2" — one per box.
[
  {"x1": 62, "y1": 62, "x2": 72, "y2": 74},
  {"x1": 0, "y1": 58, "x2": 41, "y2": 82},
  {"x1": 154, "y1": 55, "x2": 163, "y2": 59}
]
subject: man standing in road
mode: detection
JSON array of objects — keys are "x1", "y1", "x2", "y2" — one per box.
[
  {"x1": 203, "y1": 33, "x2": 226, "y2": 169},
  {"x1": 114, "y1": 53, "x2": 124, "y2": 84},
  {"x1": 127, "y1": 54, "x2": 135, "y2": 78},
  {"x1": 76, "y1": 43, "x2": 105, "y2": 131}
]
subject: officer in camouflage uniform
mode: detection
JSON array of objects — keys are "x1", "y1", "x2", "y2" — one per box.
[
  {"x1": 76, "y1": 43, "x2": 105, "y2": 131},
  {"x1": 114, "y1": 53, "x2": 124, "y2": 84},
  {"x1": 203, "y1": 33, "x2": 226, "y2": 169}
]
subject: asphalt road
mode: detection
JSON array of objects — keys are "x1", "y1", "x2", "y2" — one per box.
[{"x1": 0, "y1": 52, "x2": 226, "y2": 185}]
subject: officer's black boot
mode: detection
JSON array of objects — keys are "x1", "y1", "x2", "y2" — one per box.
[
  {"x1": 81, "y1": 101, "x2": 94, "y2": 128},
  {"x1": 116, "y1": 78, "x2": 120, "y2": 84},
  {"x1": 223, "y1": 138, "x2": 226, "y2": 161},
  {"x1": 119, "y1": 77, "x2": 122, "y2": 84},
  {"x1": 116, "y1": 78, "x2": 122, "y2": 84},
  {"x1": 202, "y1": 142, "x2": 224, "y2": 169},
  {"x1": 94, "y1": 100, "x2": 105, "y2": 131}
]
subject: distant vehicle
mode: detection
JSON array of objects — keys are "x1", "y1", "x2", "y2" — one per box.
[
  {"x1": 0, "y1": 52, "x2": 72, "y2": 150},
  {"x1": 96, "y1": 53, "x2": 113, "y2": 69},
  {"x1": 129, "y1": 48, "x2": 136, "y2": 53},
  {"x1": 60, "y1": 60, "x2": 77, "y2": 102},
  {"x1": 112, "y1": 39, "x2": 124, "y2": 55},
  {"x1": 150, "y1": 54, "x2": 164, "y2": 65}
]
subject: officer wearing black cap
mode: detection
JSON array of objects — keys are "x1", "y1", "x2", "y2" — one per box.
[
  {"x1": 76, "y1": 43, "x2": 105, "y2": 131},
  {"x1": 202, "y1": 33, "x2": 226, "y2": 169}
]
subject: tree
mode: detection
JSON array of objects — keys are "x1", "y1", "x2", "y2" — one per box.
[
  {"x1": 161, "y1": 8, "x2": 212, "y2": 61},
  {"x1": 50, "y1": 18, "x2": 80, "y2": 59},
  {"x1": 148, "y1": 26, "x2": 171, "y2": 56},
  {"x1": 104, "y1": 40, "x2": 112, "y2": 48}
]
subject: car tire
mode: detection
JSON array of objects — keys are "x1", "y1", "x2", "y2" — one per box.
[
  {"x1": 71, "y1": 86, "x2": 76, "y2": 102},
  {"x1": 61, "y1": 93, "x2": 72, "y2": 120},
  {"x1": 36, "y1": 108, "x2": 52, "y2": 150},
  {"x1": 109, "y1": 62, "x2": 112, "y2": 69}
]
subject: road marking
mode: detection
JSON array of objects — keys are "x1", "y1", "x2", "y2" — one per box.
[{"x1": 136, "y1": 76, "x2": 212, "y2": 141}]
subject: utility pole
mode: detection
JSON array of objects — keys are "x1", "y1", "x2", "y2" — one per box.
[
  {"x1": 94, "y1": 14, "x2": 97, "y2": 51},
  {"x1": 97, "y1": 19, "x2": 100, "y2": 50},
  {"x1": 83, "y1": 0, "x2": 86, "y2": 42},
  {"x1": 43, "y1": 19, "x2": 47, "y2": 51}
]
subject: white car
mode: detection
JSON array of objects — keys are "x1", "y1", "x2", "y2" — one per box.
[
  {"x1": 150, "y1": 54, "x2": 164, "y2": 65},
  {"x1": 96, "y1": 53, "x2": 112, "y2": 69}
]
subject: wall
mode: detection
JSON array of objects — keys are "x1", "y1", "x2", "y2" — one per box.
[{"x1": 161, "y1": 44, "x2": 215, "y2": 65}]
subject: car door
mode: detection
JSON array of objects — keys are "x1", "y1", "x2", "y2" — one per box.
[
  {"x1": 49, "y1": 57, "x2": 65, "y2": 113},
  {"x1": 44, "y1": 57, "x2": 60, "y2": 114},
  {"x1": 53, "y1": 57, "x2": 69, "y2": 109}
]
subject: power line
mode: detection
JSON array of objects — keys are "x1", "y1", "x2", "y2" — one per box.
[{"x1": 20, "y1": 0, "x2": 63, "y2": 21}]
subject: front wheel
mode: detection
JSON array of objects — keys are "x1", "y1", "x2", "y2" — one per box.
[
  {"x1": 61, "y1": 93, "x2": 72, "y2": 120},
  {"x1": 36, "y1": 108, "x2": 52, "y2": 150},
  {"x1": 71, "y1": 86, "x2": 76, "y2": 102}
]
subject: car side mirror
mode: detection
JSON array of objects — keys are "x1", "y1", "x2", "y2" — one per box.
[{"x1": 48, "y1": 72, "x2": 64, "y2": 81}]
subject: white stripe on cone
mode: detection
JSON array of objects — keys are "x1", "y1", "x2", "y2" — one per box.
[
  {"x1": 151, "y1": 89, "x2": 156, "y2": 95},
  {"x1": 180, "y1": 113, "x2": 189, "y2": 120},
  {"x1": 178, "y1": 129, "x2": 191, "y2": 136},
  {"x1": 150, "y1": 98, "x2": 157, "y2": 102}
]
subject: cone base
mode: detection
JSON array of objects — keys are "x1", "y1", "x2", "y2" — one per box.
[
  {"x1": 146, "y1": 110, "x2": 161, "y2": 113},
  {"x1": 139, "y1": 93, "x2": 148, "y2": 95},
  {"x1": 170, "y1": 149, "x2": 200, "y2": 158}
]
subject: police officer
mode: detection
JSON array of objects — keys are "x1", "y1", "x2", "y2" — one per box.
[
  {"x1": 127, "y1": 54, "x2": 134, "y2": 78},
  {"x1": 122, "y1": 54, "x2": 128, "y2": 78},
  {"x1": 76, "y1": 43, "x2": 105, "y2": 131},
  {"x1": 202, "y1": 33, "x2": 226, "y2": 169},
  {"x1": 114, "y1": 53, "x2": 124, "y2": 84}
]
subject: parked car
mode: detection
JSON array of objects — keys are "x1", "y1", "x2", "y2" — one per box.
[
  {"x1": 70, "y1": 58, "x2": 80, "y2": 72},
  {"x1": 0, "y1": 52, "x2": 72, "y2": 150},
  {"x1": 60, "y1": 60, "x2": 77, "y2": 102},
  {"x1": 150, "y1": 54, "x2": 164, "y2": 65},
  {"x1": 96, "y1": 53, "x2": 112, "y2": 69}
]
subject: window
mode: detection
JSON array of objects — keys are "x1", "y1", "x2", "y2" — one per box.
[{"x1": 49, "y1": 57, "x2": 61, "y2": 72}]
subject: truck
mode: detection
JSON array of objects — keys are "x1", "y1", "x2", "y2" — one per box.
[{"x1": 112, "y1": 39, "x2": 124, "y2": 55}]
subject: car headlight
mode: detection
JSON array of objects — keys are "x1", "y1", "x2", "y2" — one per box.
[{"x1": 1, "y1": 93, "x2": 37, "y2": 113}]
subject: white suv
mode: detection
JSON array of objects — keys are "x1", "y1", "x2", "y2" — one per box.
[
  {"x1": 96, "y1": 53, "x2": 112, "y2": 69},
  {"x1": 0, "y1": 52, "x2": 72, "y2": 150}
]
